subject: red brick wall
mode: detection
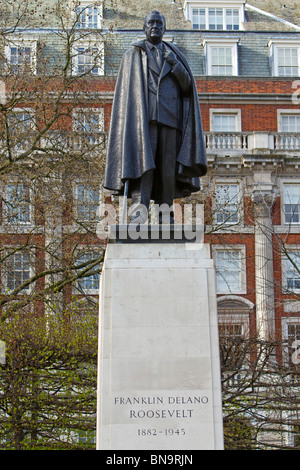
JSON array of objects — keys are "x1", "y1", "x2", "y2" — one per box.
[{"x1": 199, "y1": 103, "x2": 300, "y2": 132}]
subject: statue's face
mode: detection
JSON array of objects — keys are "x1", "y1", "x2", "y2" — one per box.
[{"x1": 143, "y1": 12, "x2": 166, "y2": 44}]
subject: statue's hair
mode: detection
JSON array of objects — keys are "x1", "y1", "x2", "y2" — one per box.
[{"x1": 143, "y1": 10, "x2": 166, "y2": 27}]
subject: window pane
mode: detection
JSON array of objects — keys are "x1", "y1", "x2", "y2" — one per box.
[
  {"x1": 213, "y1": 114, "x2": 237, "y2": 132},
  {"x1": 8, "y1": 111, "x2": 33, "y2": 132},
  {"x1": 287, "y1": 324, "x2": 300, "y2": 366},
  {"x1": 76, "y1": 184, "x2": 99, "y2": 221},
  {"x1": 209, "y1": 8, "x2": 223, "y2": 30},
  {"x1": 211, "y1": 47, "x2": 233, "y2": 75},
  {"x1": 77, "y1": 46, "x2": 100, "y2": 75},
  {"x1": 76, "y1": 251, "x2": 100, "y2": 291},
  {"x1": 216, "y1": 250, "x2": 242, "y2": 292},
  {"x1": 192, "y1": 8, "x2": 206, "y2": 29},
  {"x1": 277, "y1": 48, "x2": 298, "y2": 77},
  {"x1": 284, "y1": 184, "x2": 300, "y2": 223},
  {"x1": 76, "y1": 6, "x2": 99, "y2": 29},
  {"x1": 9, "y1": 46, "x2": 32, "y2": 73},
  {"x1": 226, "y1": 8, "x2": 240, "y2": 30},
  {"x1": 282, "y1": 115, "x2": 300, "y2": 132},
  {"x1": 216, "y1": 184, "x2": 240, "y2": 224},
  {"x1": 7, "y1": 251, "x2": 31, "y2": 291},
  {"x1": 286, "y1": 251, "x2": 300, "y2": 291},
  {"x1": 5, "y1": 184, "x2": 31, "y2": 224}
]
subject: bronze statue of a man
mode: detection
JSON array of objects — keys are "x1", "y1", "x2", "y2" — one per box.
[{"x1": 104, "y1": 10, "x2": 207, "y2": 223}]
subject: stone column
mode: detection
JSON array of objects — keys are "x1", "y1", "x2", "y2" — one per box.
[
  {"x1": 42, "y1": 177, "x2": 64, "y2": 315},
  {"x1": 251, "y1": 187, "x2": 276, "y2": 341}
]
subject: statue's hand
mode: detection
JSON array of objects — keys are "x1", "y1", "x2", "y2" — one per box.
[{"x1": 163, "y1": 49, "x2": 178, "y2": 66}]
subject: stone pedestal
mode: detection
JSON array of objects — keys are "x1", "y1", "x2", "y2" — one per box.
[{"x1": 96, "y1": 240, "x2": 223, "y2": 450}]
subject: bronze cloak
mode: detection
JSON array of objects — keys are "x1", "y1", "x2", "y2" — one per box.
[{"x1": 103, "y1": 40, "x2": 207, "y2": 198}]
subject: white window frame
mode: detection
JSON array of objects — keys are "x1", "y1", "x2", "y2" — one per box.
[
  {"x1": 277, "y1": 110, "x2": 300, "y2": 133},
  {"x1": 2, "y1": 247, "x2": 35, "y2": 294},
  {"x1": 204, "y1": 38, "x2": 239, "y2": 76},
  {"x1": 3, "y1": 182, "x2": 34, "y2": 225},
  {"x1": 7, "y1": 107, "x2": 36, "y2": 132},
  {"x1": 72, "y1": 107, "x2": 105, "y2": 150},
  {"x1": 280, "y1": 179, "x2": 300, "y2": 226},
  {"x1": 218, "y1": 313, "x2": 249, "y2": 336},
  {"x1": 214, "y1": 180, "x2": 243, "y2": 226},
  {"x1": 184, "y1": 1, "x2": 244, "y2": 30},
  {"x1": 218, "y1": 313, "x2": 249, "y2": 371},
  {"x1": 73, "y1": 247, "x2": 101, "y2": 295},
  {"x1": 72, "y1": 38, "x2": 104, "y2": 76},
  {"x1": 282, "y1": 246, "x2": 300, "y2": 294},
  {"x1": 4, "y1": 36, "x2": 37, "y2": 75},
  {"x1": 282, "y1": 317, "x2": 300, "y2": 365},
  {"x1": 210, "y1": 108, "x2": 241, "y2": 132},
  {"x1": 74, "y1": 1, "x2": 103, "y2": 29},
  {"x1": 268, "y1": 39, "x2": 300, "y2": 77},
  {"x1": 72, "y1": 107, "x2": 104, "y2": 133},
  {"x1": 288, "y1": 421, "x2": 300, "y2": 449},
  {"x1": 213, "y1": 245, "x2": 246, "y2": 294},
  {"x1": 73, "y1": 181, "x2": 101, "y2": 222}
]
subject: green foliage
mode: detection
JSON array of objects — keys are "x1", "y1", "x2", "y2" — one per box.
[{"x1": 0, "y1": 304, "x2": 98, "y2": 450}]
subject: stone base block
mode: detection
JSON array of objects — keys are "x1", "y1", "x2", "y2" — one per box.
[{"x1": 96, "y1": 242, "x2": 223, "y2": 450}]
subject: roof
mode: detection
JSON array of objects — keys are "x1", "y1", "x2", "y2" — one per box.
[
  {"x1": 103, "y1": 0, "x2": 300, "y2": 32},
  {"x1": 245, "y1": 0, "x2": 300, "y2": 31},
  {"x1": 103, "y1": 0, "x2": 191, "y2": 30}
]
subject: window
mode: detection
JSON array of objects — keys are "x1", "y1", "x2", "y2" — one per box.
[
  {"x1": 269, "y1": 40, "x2": 300, "y2": 77},
  {"x1": 209, "y1": 109, "x2": 241, "y2": 148},
  {"x1": 74, "y1": 429, "x2": 96, "y2": 445},
  {"x1": 277, "y1": 48, "x2": 298, "y2": 77},
  {"x1": 283, "y1": 184, "x2": 300, "y2": 224},
  {"x1": 219, "y1": 321, "x2": 245, "y2": 369},
  {"x1": 225, "y1": 8, "x2": 240, "y2": 30},
  {"x1": 218, "y1": 299, "x2": 252, "y2": 372},
  {"x1": 72, "y1": 41, "x2": 104, "y2": 76},
  {"x1": 287, "y1": 323, "x2": 300, "y2": 365},
  {"x1": 284, "y1": 250, "x2": 300, "y2": 292},
  {"x1": 219, "y1": 322, "x2": 243, "y2": 338},
  {"x1": 7, "y1": 109, "x2": 35, "y2": 133},
  {"x1": 72, "y1": 108, "x2": 104, "y2": 147},
  {"x1": 77, "y1": 46, "x2": 101, "y2": 75},
  {"x1": 6, "y1": 109, "x2": 36, "y2": 152},
  {"x1": 277, "y1": 111, "x2": 300, "y2": 149},
  {"x1": 73, "y1": 108, "x2": 104, "y2": 133},
  {"x1": 204, "y1": 39, "x2": 239, "y2": 76},
  {"x1": 75, "y1": 183, "x2": 99, "y2": 221},
  {"x1": 192, "y1": 8, "x2": 206, "y2": 29},
  {"x1": 0, "y1": 341, "x2": 5, "y2": 365},
  {"x1": 215, "y1": 183, "x2": 240, "y2": 225},
  {"x1": 4, "y1": 183, "x2": 32, "y2": 224},
  {"x1": 75, "y1": 1, "x2": 102, "y2": 29},
  {"x1": 291, "y1": 424, "x2": 300, "y2": 449},
  {"x1": 214, "y1": 247, "x2": 246, "y2": 294},
  {"x1": 281, "y1": 115, "x2": 300, "y2": 133},
  {"x1": 5, "y1": 39, "x2": 37, "y2": 74},
  {"x1": 213, "y1": 114, "x2": 237, "y2": 132},
  {"x1": 190, "y1": 6, "x2": 242, "y2": 30},
  {"x1": 212, "y1": 47, "x2": 233, "y2": 75},
  {"x1": 209, "y1": 8, "x2": 223, "y2": 29},
  {"x1": 5, "y1": 250, "x2": 32, "y2": 292},
  {"x1": 75, "y1": 250, "x2": 100, "y2": 294},
  {"x1": 282, "y1": 317, "x2": 300, "y2": 367}
]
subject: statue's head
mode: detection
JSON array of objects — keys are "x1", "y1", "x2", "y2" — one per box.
[{"x1": 143, "y1": 11, "x2": 166, "y2": 44}]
